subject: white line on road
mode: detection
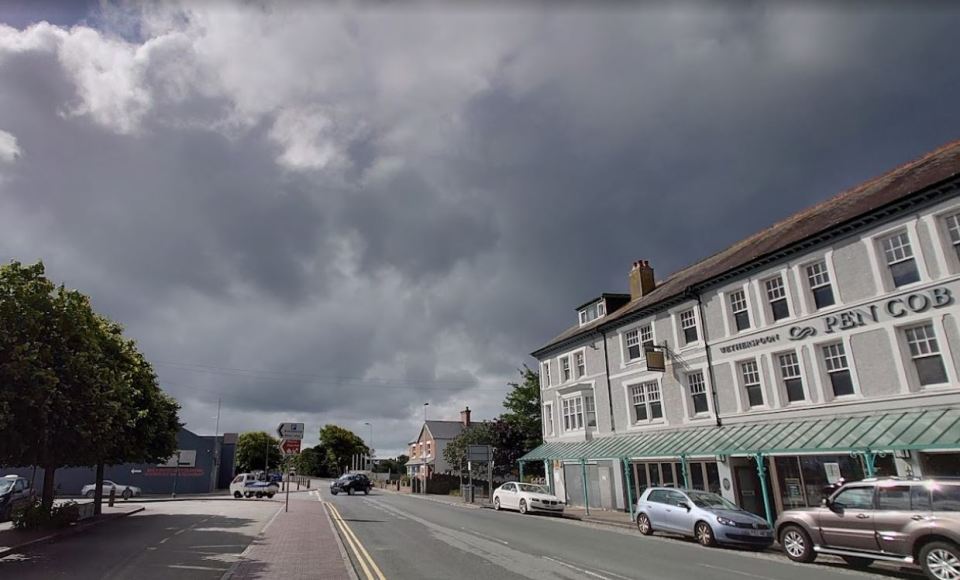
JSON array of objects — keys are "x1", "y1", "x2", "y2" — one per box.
[
  {"x1": 699, "y1": 563, "x2": 774, "y2": 580},
  {"x1": 459, "y1": 527, "x2": 508, "y2": 545},
  {"x1": 541, "y1": 556, "x2": 612, "y2": 579},
  {"x1": 168, "y1": 564, "x2": 228, "y2": 571}
]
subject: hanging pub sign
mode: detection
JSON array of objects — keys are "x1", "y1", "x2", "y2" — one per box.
[{"x1": 645, "y1": 346, "x2": 666, "y2": 372}]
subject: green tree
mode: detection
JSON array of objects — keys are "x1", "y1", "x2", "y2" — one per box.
[
  {"x1": 442, "y1": 422, "x2": 493, "y2": 476},
  {"x1": 0, "y1": 262, "x2": 180, "y2": 507},
  {"x1": 235, "y1": 431, "x2": 282, "y2": 473},
  {"x1": 318, "y1": 425, "x2": 369, "y2": 474},
  {"x1": 502, "y1": 365, "x2": 542, "y2": 452},
  {"x1": 373, "y1": 454, "x2": 408, "y2": 474},
  {"x1": 292, "y1": 445, "x2": 332, "y2": 477}
]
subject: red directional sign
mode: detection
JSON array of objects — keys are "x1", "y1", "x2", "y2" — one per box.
[{"x1": 280, "y1": 439, "x2": 301, "y2": 455}]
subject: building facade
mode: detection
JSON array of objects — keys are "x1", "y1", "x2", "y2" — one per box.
[
  {"x1": 405, "y1": 408, "x2": 474, "y2": 478},
  {"x1": 3, "y1": 428, "x2": 237, "y2": 496},
  {"x1": 522, "y1": 141, "x2": 960, "y2": 523}
]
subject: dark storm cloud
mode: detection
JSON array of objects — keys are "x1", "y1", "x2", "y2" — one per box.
[{"x1": 1, "y1": 3, "x2": 960, "y2": 453}]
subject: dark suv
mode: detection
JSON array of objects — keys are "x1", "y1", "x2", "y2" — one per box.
[
  {"x1": 775, "y1": 478, "x2": 960, "y2": 579},
  {"x1": 0, "y1": 475, "x2": 35, "y2": 521},
  {"x1": 330, "y1": 473, "x2": 372, "y2": 496}
]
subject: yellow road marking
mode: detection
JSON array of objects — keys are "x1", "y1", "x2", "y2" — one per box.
[{"x1": 326, "y1": 502, "x2": 387, "y2": 580}]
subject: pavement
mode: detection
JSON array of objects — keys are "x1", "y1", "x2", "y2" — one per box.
[
  {"x1": 0, "y1": 502, "x2": 144, "y2": 557},
  {"x1": 323, "y1": 483, "x2": 925, "y2": 580},
  {"x1": 0, "y1": 498, "x2": 282, "y2": 579}
]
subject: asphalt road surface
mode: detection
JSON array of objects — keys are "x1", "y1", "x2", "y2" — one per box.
[
  {"x1": 0, "y1": 497, "x2": 282, "y2": 579},
  {"x1": 322, "y1": 486, "x2": 924, "y2": 580}
]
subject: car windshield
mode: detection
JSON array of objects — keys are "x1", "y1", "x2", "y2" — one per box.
[
  {"x1": 0, "y1": 480, "x2": 13, "y2": 493},
  {"x1": 688, "y1": 491, "x2": 738, "y2": 510},
  {"x1": 517, "y1": 484, "x2": 548, "y2": 494}
]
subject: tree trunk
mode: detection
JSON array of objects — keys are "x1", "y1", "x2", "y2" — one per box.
[
  {"x1": 94, "y1": 463, "x2": 104, "y2": 516},
  {"x1": 41, "y1": 465, "x2": 56, "y2": 508}
]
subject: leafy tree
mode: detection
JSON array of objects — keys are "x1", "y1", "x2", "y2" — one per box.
[
  {"x1": 0, "y1": 262, "x2": 180, "y2": 507},
  {"x1": 502, "y1": 365, "x2": 542, "y2": 452},
  {"x1": 319, "y1": 425, "x2": 369, "y2": 474},
  {"x1": 442, "y1": 422, "x2": 493, "y2": 476},
  {"x1": 373, "y1": 455, "x2": 408, "y2": 474},
  {"x1": 235, "y1": 431, "x2": 282, "y2": 473},
  {"x1": 292, "y1": 445, "x2": 334, "y2": 477}
]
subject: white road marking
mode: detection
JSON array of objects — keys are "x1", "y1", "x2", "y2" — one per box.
[
  {"x1": 542, "y1": 555, "x2": 612, "y2": 579},
  {"x1": 167, "y1": 564, "x2": 226, "y2": 571},
  {"x1": 699, "y1": 563, "x2": 773, "y2": 579},
  {"x1": 459, "y1": 527, "x2": 508, "y2": 545}
]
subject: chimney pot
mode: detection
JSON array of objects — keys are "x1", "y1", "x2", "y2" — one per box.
[
  {"x1": 460, "y1": 406, "x2": 472, "y2": 427},
  {"x1": 629, "y1": 260, "x2": 656, "y2": 300}
]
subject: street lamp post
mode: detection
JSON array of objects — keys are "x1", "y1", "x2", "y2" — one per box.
[{"x1": 364, "y1": 422, "x2": 373, "y2": 471}]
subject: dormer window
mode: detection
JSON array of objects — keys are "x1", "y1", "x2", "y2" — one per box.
[{"x1": 578, "y1": 300, "x2": 607, "y2": 326}]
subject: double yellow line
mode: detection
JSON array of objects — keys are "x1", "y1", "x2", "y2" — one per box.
[{"x1": 326, "y1": 501, "x2": 387, "y2": 580}]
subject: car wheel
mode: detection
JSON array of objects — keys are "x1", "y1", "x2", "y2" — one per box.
[
  {"x1": 519, "y1": 499, "x2": 528, "y2": 514},
  {"x1": 780, "y1": 525, "x2": 816, "y2": 563},
  {"x1": 364, "y1": 488, "x2": 369, "y2": 495},
  {"x1": 840, "y1": 556, "x2": 873, "y2": 569},
  {"x1": 347, "y1": 488, "x2": 354, "y2": 496},
  {"x1": 85, "y1": 490, "x2": 95, "y2": 499},
  {"x1": 494, "y1": 498, "x2": 501, "y2": 511},
  {"x1": 234, "y1": 491, "x2": 243, "y2": 499},
  {"x1": 636, "y1": 513, "x2": 653, "y2": 535},
  {"x1": 331, "y1": 489, "x2": 338, "y2": 495},
  {"x1": 122, "y1": 489, "x2": 132, "y2": 500},
  {"x1": 921, "y1": 541, "x2": 960, "y2": 580},
  {"x1": 266, "y1": 493, "x2": 275, "y2": 499},
  {"x1": 255, "y1": 492, "x2": 263, "y2": 498},
  {"x1": 244, "y1": 493, "x2": 253, "y2": 498},
  {"x1": 695, "y1": 521, "x2": 717, "y2": 547}
]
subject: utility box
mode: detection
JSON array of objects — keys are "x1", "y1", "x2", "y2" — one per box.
[{"x1": 461, "y1": 484, "x2": 474, "y2": 503}]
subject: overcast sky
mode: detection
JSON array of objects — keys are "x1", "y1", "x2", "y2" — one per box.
[{"x1": 1, "y1": 1, "x2": 959, "y2": 457}]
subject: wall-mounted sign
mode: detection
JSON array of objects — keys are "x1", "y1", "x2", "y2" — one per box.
[
  {"x1": 719, "y1": 334, "x2": 781, "y2": 354},
  {"x1": 645, "y1": 348, "x2": 666, "y2": 372},
  {"x1": 789, "y1": 286, "x2": 952, "y2": 341},
  {"x1": 158, "y1": 449, "x2": 196, "y2": 468}
]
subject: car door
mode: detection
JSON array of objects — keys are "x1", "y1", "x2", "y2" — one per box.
[
  {"x1": 502, "y1": 483, "x2": 518, "y2": 509},
  {"x1": 644, "y1": 490, "x2": 674, "y2": 531},
  {"x1": 873, "y1": 484, "x2": 931, "y2": 556},
  {"x1": 819, "y1": 485, "x2": 880, "y2": 552},
  {"x1": 663, "y1": 490, "x2": 695, "y2": 535},
  {"x1": 11, "y1": 479, "x2": 27, "y2": 509}
]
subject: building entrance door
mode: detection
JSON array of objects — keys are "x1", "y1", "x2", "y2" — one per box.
[{"x1": 735, "y1": 465, "x2": 764, "y2": 517}]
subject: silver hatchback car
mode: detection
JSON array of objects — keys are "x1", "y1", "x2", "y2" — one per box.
[{"x1": 635, "y1": 487, "x2": 773, "y2": 549}]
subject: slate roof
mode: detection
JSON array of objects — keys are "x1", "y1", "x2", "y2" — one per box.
[
  {"x1": 424, "y1": 420, "x2": 467, "y2": 440},
  {"x1": 533, "y1": 139, "x2": 960, "y2": 357}
]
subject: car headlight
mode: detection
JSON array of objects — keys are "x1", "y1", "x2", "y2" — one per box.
[{"x1": 716, "y1": 516, "x2": 736, "y2": 527}]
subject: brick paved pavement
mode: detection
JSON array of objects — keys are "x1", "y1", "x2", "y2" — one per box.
[{"x1": 229, "y1": 496, "x2": 351, "y2": 579}]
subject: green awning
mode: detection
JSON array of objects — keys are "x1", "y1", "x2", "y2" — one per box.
[{"x1": 519, "y1": 408, "x2": 960, "y2": 462}]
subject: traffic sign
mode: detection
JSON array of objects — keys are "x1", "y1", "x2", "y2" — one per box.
[
  {"x1": 280, "y1": 439, "x2": 302, "y2": 455},
  {"x1": 467, "y1": 445, "x2": 492, "y2": 462},
  {"x1": 277, "y1": 422, "x2": 305, "y2": 440}
]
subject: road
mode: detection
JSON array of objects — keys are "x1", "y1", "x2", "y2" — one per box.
[
  {"x1": 0, "y1": 497, "x2": 282, "y2": 579},
  {"x1": 322, "y1": 486, "x2": 923, "y2": 580}
]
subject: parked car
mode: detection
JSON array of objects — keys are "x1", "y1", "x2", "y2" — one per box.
[
  {"x1": 0, "y1": 475, "x2": 36, "y2": 521},
  {"x1": 634, "y1": 487, "x2": 773, "y2": 549},
  {"x1": 776, "y1": 477, "x2": 960, "y2": 580},
  {"x1": 492, "y1": 482, "x2": 564, "y2": 515},
  {"x1": 80, "y1": 480, "x2": 141, "y2": 500},
  {"x1": 230, "y1": 473, "x2": 279, "y2": 498},
  {"x1": 330, "y1": 473, "x2": 372, "y2": 495}
]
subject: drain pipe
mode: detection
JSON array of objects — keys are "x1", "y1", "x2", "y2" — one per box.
[
  {"x1": 600, "y1": 329, "x2": 616, "y2": 433},
  {"x1": 690, "y1": 288, "x2": 722, "y2": 428}
]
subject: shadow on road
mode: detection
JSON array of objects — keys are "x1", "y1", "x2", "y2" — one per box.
[{"x1": 0, "y1": 512, "x2": 268, "y2": 580}]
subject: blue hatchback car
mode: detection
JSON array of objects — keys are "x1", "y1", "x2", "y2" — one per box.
[{"x1": 635, "y1": 487, "x2": 773, "y2": 549}]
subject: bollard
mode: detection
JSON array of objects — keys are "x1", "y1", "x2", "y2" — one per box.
[{"x1": 108, "y1": 487, "x2": 116, "y2": 508}]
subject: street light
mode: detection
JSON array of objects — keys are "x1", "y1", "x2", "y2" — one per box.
[
  {"x1": 423, "y1": 402, "x2": 429, "y2": 422},
  {"x1": 364, "y1": 422, "x2": 373, "y2": 470}
]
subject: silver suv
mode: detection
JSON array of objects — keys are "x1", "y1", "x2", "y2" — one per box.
[{"x1": 775, "y1": 478, "x2": 960, "y2": 580}]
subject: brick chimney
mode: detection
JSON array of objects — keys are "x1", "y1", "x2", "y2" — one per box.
[
  {"x1": 460, "y1": 406, "x2": 472, "y2": 427},
  {"x1": 629, "y1": 260, "x2": 656, "y2": 300}
]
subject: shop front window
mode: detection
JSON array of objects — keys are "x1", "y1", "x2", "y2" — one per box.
[
  {"x1": 775, "y1": 455, "x2": 866, "y2": 509},
  {"x1": 921, "y1": 453, "x2": 960, "y2": 477}
]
